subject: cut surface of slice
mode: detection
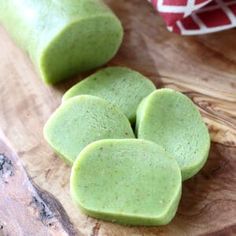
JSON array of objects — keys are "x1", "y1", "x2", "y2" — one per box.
[
  {"x1": 63, "y1": 67, "x2": 156, "y2": 123},
  {"x1": 44, "y1": 95, "x2": 134, "y2": 164},
  {"x1": 136, "y1": 89, "x2": 210, "y2": 180},
  {"x1": 71, "y1": 139, "x2": 182, "y2": 226}
]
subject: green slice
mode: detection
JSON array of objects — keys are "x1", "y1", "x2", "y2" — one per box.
[
  {"x1": 70, "y1": 139, "x2": 182, "y2": 226},
  {"x1": 62, "y1": 67, "x2": 156, "y2": 123},
  {"x1": 136, "y1": 89, "x2": 210, "y2": 181},
  {"x1": 44, "y1": 95, "x2": 134, "y2": 164}
]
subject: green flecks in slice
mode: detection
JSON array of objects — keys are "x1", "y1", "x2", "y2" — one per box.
[
  {"x1": 63, "y1": 67, "x2": 156, "y2": 123},
  {"x1": 70, "y1": 139, "x2": 181, "y2": 226},
  {"x1": 44, "y1": 95, "x2": 134, "y2": 164},
  {"x1": 136, "y1": 89, "x2": 210, "y2": 181}
]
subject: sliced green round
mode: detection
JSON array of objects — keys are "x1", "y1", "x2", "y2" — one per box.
[
  {"x1": 62, "y1": 67, "x2": 156, "y2": 123},
  {"x1": 136, "y1": 89, "x2": 210, "y2": 181},
  {"x1": 44, "y1": 95, "x2": 134, "y2": 164},
  {"x1": 70, "y1": 139, "x2": 182, "y2": 226}
]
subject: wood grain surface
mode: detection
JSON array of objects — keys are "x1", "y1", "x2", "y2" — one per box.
[
  {"x1": 0, "y1": 131, "x2": 78, "y2": 236},
  {"x1": 0, "y1": 0, "x2": 235, "y2": 235}
]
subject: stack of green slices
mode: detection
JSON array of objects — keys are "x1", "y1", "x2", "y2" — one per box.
[{"x1": 44, "y1": 67, "x2": 210, "y2": 226}]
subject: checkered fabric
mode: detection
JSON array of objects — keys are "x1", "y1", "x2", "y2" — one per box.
[{"x1": 148, "y1": 0, "x2": 236, "y2": 35}]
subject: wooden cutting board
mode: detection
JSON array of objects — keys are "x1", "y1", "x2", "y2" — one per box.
[{"x1": 0, "y1": 0, "x2": 236, "y2": 235}]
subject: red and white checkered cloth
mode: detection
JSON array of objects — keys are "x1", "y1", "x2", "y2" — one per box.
[{"x1": 148, "y1": 0, "x2": 236, "y2": 34}]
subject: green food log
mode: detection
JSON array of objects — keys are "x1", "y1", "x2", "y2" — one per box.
[{"x1": 0, "y1": 0, "x2": 123, "y2": 84}]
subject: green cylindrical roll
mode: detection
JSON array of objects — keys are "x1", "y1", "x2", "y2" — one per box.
[{"x1": 0, "y1": 0, "x2": 123, "y2": 84}]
